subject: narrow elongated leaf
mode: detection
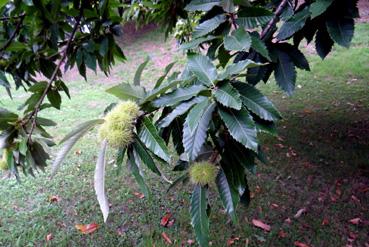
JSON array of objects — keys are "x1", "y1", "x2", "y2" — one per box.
[
  {"x1": 190, "y1": 185, "x2": 209, "y2": 247},
  {"x1": 51, "y1": 119, "x2": 104, "y2": 176},
  {"x1": 141, "y1": 78, "x2": 183, "y2": 104},
  {"x1": 153, "y1": 85, "x2": 205, "y2": 107},
  {"x1": 187, "y1": 54, "x2": 217, "y2": 86},
  {"x1": 167, "y1": 173, "x2": 189, "y2": 192},
  {"x1": 274, "y1": 50, "x2": 296, "y2": 95},
  {"x1": 236, "y1": 7, "x2": 273, "y2": 28},
  {"x1": 106, "y1": 83, "x2": 145, "y2": 101},
  {"x1": 155, "y1": 62, "x2": 176, "y2": 88},
  {"x1": 216, "y1": 169, "x2": 237, "y2": 223},
  {"x1": 94, "y1": 139, "x2": 109, "y2": 222},
  {"x1": 186, "y1": 99, "x2": 210, "y2": 133},
  {"x1": 214, "y1": 84, "x2": 242, "y2": 110},
  {"x1": 193, "y1": 14, "x2": 226, "y2": 38},
  {"x1": 185, "y1": 0, "x2": 221, "y2": 11},
  {"x1": 180, "y1": 36, "x2": 217, "y2": 50},
  {"x1": 132, "y1": 139, "x2": 161, "y2": 176},
  {"x1": 138, "y1": 117, "x2": 171, "y2": 162},
  {"x1": 183, "y1": 102, "x2": 215, "y2": 161},
  {"x1": 224, "y1": 28, "x2": 251, "y2": 51},
  {"x1": 276, "y1": 8, "x2": 311, "y2": 40},
  {"x1": 159, "y1": 96, "x2": 207, "y2": 128},
  {"x1": 0, "y1": 108, "x2": 18, "y2": 129},
  {"x1": 134, "y1": 56, "x2": 150, "y2": 86},
  {"x1": 218, "y1": 59, "x2": 263, "y2": 80},
  {"x1": 128, "y1": 148, "x2": 151, "y2": 199},
  {"x1": 326, "y1": 17, "x2": 354, "y2": 48},
  {"x1": 310, "y1": 0, "x2": 333, "y2": 19},
  {"x1": 218, "y1": 107, "x2": 258, "y2": 152},
  {"x1": 315, "y1": 27, "x2": 334, "y2": 59},
  {"x1": 234, "y1": 82, "x2": 281, "y2": 121}
]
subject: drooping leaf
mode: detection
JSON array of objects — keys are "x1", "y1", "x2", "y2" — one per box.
[
  {"x1": 0, "y1": 108, "x2": 18, "y2": 130},
  {"x1": 138, "y1": 117, "x2": 171, "y2": 162},
  {"x1": 132, "y1": 138, "x2": 161, "y2": 176},
  {"x1": 127, "y1": 148, "x2": 151, "y2": 199},
  {"x1": 94, "y1": 139, "x2": 109, "y2": 222},
  {"x1": 276, "y1": 8, "x2": 311, "y2": 41},
  {"x1": 183, "y1": 102, "x2": 215, "y2": 161},
  {"x1": 186, "y1": 99, "x2": 210, "y2": 133},
  {"x1": 190, "y1": 185, "x2": 209, "y2": 247},
  {"x1": 274, "y1": 50, "x2": 296, "y2": 95},
  {"x1": 250, "y1": 34, "x2": 271, "y2": 61},
  {"x1": 158, "y1": 96, "x2": 207, "y2": 128},
  {"x1": 315, "y1": 26, "x2": 334, "y2": 59},
  {"x1": 51, "y1": 119, "x2": 104, "y2": 176},
  {"x1": 326, "y1": 17, "x2": 354, "y2": 48},
  {"x1": 193, "y1": 14, "x2": 226, "y2": 38},
  {"x1": 134, "y1": 56, "x2": 150, "y2": 86},
  {"x1": 310, "y1": 0, "x2": 334, "y2": 19},
  {"x1": 187, "y1": 54, "x2": 217, "y2": 86},
  {"x1": 224, "y1": 28, "x2": 251, "y2": 51},
  {"x1": 47, "y1": 90, "x2": 62, "y2": 109},
  {"x1": 216, "y1": 169, "x2": 237, "y2": 223},
  {"x1": 213, "y1": 83, "x2": 242, "y2": 110},
  {"x1": 218, "y1": 107, "x2": 258, "y2": 152},
  {"x1": 185, "y1": 0, "x2": 221, "y2": 11},
  {"x1": 106, "y1": 83, "x2": 145, "y2": 102},
  {"x1": 153, "y1": 85, "x2": 205, "y2": 107},
  {"x1": 234, "y1": 82, "x2": 281, "y2": 121}
]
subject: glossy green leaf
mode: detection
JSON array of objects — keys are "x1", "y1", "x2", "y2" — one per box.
[
  {"x1": 190, "y1": 185, "x2": 209, "y2": 247},
  {"x1": 138, "y1": 117, "x2": 171, "y2": 162},
  {"x1": 154, "y1": 62, "x2": 176, "y2": 88},
  {"x1": 213, "y1": 83, "x2": 242, "y2": 110},
  {"x1": 158, "y1": 96, "x2": 207, "y2": 128},
  {"x1": 326, "y1": 17, "x2": 354, "y2": 48},
  {"x1": 183, "y1": 102, "x2": 215, "y2": 161},
  {"x1": 236, "y1": 7, "x2": 273, "y2": 28},
  {"x1": 224, "y1": 28, "x2": 251, "y2": 51},
  {"x1": 233, "y1": 82, "x2": 281, "y2": 121},
  {"x1": 153, "y1": 85, "x2": 205, "y2": 107},
  {"x1": 185, "y1": 0, "x2": 221, "y2": 11},
  {"x1": 274, "y1": 50, "x2": 296, "y2": 95},
  {"x1": 218, "y1": 59, "x2": 263, "y2": 80},
  {"x1": 141, "y1": 78, "x2": 183, "y2": 104},
  {"x1": 134, "y1": 56, "x2": 150, "y2": 86},
  {"x1": 186, "y1": 99, "x2": 210, "y2": 133},
  {"x1": 193, "y1": 14, "x2": 226, "y2": 38},
  {"x1": 127, "y1": 148, "x2": 151, "y2": 199},
  {"x1": 276, "y1": 8, "x2": 311, "y2": 40},
  {"x1": 106, "y1": 83, "x2": 145, "y2": 102},
  {"x1": 180, "y1": 36, "x2": 217, "y2": 50},
  {"x1": 218, "y1": 107, "x2": 258, "y2": 152},
  {"x1": 132, "y1": 138, "x2": 161, "y2": 176},
  {"x1": 187, "y1": 54, "x2": 217, "y2": 86},
  {"x1": 250, "y1": 34, "x2": 271, "y2": 61},
  {"x1": 310, "y1": 0, "x2": 333, "y2": 19}
]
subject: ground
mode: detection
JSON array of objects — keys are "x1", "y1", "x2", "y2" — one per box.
[{"x1": 0, "y1": 21, "x2": 368, "y2": 247}]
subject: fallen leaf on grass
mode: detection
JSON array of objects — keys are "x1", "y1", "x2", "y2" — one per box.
[
  {"x1": 75, "y1": 223, "x2": 99, "y2": 234},
  {"x1": 349, "y1": 218, "x2": 360, "y2": 225},
  {"x1": 49, "y1": 195, "x2": 61, "y2": 203},
  {"x1": 46, "y1": 233, "x2": 53, "y2": 241},
  {"x1": 252, "y1": 219, "x2": 271, "y2": 231},
  {"x1": 187, "y1": 239, "x2": 195, "y2": 245},
  {"x1": 133, "y1": 192, "x2": 145, "y2": 199},
  {"x1": 226, "y1": 236, "x2": 240, "y2": 246},
  {"x1": 321, "y1": 218, "x2": 329, "y2": 226},
  {"x1": 278, "y1": 230, "x2": 287, "y2": 238},
  {"x1": 160, "y1": 212, "x2": 173, "y2": 227},
  {"x1": 294, "y1": 208, "x2": 306, "y2": 218},
  {"x1": 284, "y1": 218, "x2": 292, "y2": 224},
  {"x1": 271, "y1": 203, "x2": 279, "y2": 209},
  {"x1": 161, "y1": 232, "x2": 172, "y2": 244},
  {"x1": 294, "y1": 241, "x2": 310, "y2": 247}
]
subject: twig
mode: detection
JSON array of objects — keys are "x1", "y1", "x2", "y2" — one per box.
[
  {"x1": 26, "y1": 15, "x2": 82, "y2": 142},
  {"x1": 0, "y1": 14, "x2": 25, "y2": 53},
  {"x1": 0, "y1": 13, "x2": 26, "y2": 21},
  {"x1": 260, "y1": 0, "x2": 289, "y2": 40}
]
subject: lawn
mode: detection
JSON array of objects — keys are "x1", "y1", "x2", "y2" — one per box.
[{"x1": 0, "y1": 24, "x2": 368, "y2": 247}]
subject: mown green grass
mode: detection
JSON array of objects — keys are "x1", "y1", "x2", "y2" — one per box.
[{"x1": 0, "y1": 24, "x2": 368, "y2": 246}]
